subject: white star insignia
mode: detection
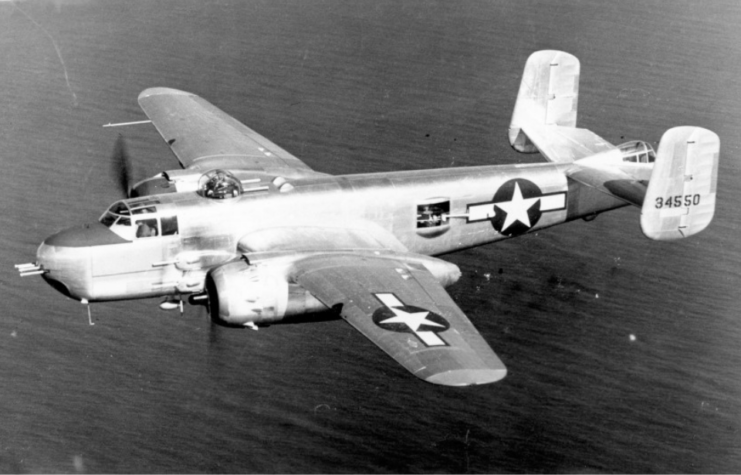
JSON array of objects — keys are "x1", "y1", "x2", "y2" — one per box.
[
  {"x1": 374, "y1": 293, "x2": 449, "y2": 347},
  {"x1": 379, "y1": 307, "x2": 445, "y2": 332},
  {"x1": 496, "y1": 182, "x2": 540, "y2": 232}
]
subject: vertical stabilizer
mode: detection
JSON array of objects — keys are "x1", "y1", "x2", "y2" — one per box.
[
  {"x1": 509, "y1": 50, "x2": 580, "y2": 153},
  {"x1": 641, "y1": 127, "x2": 719, "y2": 240}
]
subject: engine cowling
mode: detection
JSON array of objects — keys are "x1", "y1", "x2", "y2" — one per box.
[{"x1": 205, "y1": 260, "x2": 327, "y2": 326}]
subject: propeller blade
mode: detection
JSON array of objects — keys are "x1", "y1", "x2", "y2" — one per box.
[{"x1": 110, "y1": 134, "x2": 134, "y2": 198}]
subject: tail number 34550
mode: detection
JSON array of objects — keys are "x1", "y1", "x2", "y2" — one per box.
[{"x1": 655, "y1": 194, "x2": 701, "y2": 209}]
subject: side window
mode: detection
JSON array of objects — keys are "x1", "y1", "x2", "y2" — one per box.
[
  {"x1": 417, "y1": 201, "x2": 450, "y2": 228},
  {"x1": 135, "y1": 218, "x2": 159, "y2": 238},
  {"x1": 161, "y1": 215, "x2": 179, "y2": 236}
]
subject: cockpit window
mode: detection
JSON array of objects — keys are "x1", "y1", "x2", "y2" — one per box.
[
  {"x1": 100, "y1": 200, "x2": 171, "y2": 240},
  {"x1": 135, "y1": 218, "x2": 159, "y2": 238},
  {"x1": 100, "y1": 201, "x2": 135, "y2": 239},
  {"x1": 161, "y1": 215, "x2": 179, "y2": 236},
  {"x1": 129, "y1": 197, "x2": 160, "y2": 206},
  {"x1": 100, "y1": 213, "x2": 117, "y2": 227},
  {"x1": 109, "y1": 201, "x2": 130, "y2": 215},
  {"x1": 132, "y1": 206, "x2": 156, "y2": 215}
]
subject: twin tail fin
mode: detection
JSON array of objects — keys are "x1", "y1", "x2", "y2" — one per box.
[
  {"x1": 509, "y1": 50, "x2": 720, "y2": 240},
  {"x1": 641, "y1": 127, "x2": 719, "y2": 240}
]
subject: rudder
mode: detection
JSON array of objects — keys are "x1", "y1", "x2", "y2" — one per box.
[{"x1": 641, "y1": 127, "x2": 719, "y2": 240}]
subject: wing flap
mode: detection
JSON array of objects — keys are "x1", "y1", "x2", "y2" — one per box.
[
  {"x1": 291, "y1": 253, "x2": 506, "y2": 386},
  {"x1": 138, "y1": 88, "x2": 323, "y2": 177}
]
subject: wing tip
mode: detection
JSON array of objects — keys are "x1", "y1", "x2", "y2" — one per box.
[
  {"x1": 138, "y1": 87, "x2": 194, "y2": 102},
  {"x1": 425, "y1": 368, "x2": 507, "y2": 387}
]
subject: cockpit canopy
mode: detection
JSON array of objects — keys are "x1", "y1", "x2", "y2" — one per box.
[
  {"x1": 197, "y1": 169, "x2": 243, "y2": 199},
  {"x1": 99, "y1": 197, "x2": 178, "y2": 241},
  {"x1": 618, "y1": 140, "x2": 656, "y2": 164}
]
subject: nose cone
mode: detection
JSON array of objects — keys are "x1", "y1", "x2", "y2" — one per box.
[
  {"x1": 37, "y1": 223, "x2": 127, "y2": 300},
  {"x1": 42, "y1": 222, "x2": 129, "y2": 248}
]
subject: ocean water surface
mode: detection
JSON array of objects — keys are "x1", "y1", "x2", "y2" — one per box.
[{"x1": 1, "y1": 1, "x2": 740, "y2": 472}]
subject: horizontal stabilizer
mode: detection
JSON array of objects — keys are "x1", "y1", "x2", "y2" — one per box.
[
  {"x1": 567, "y1": 160, "x2": 647, "y2": 206},
  {"x1": 523, "y1": 124, "x2": 616, "y2": 163},
  {"x1": 641, "y1": 127, "x2": 719, "y2": 240}
]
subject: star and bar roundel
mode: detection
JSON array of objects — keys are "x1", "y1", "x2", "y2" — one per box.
[
  {"x1": 372, "y1": 293, "x2": 450, "y2": 347},
  {"x1": 467, "y1": 178, "x2": 567, "y2": 236}
]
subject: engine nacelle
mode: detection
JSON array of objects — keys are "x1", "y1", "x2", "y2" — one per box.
[{"x1": 205, "y1": 260, "x2": 327, "y2": 326}]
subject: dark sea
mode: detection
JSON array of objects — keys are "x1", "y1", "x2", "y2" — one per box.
[{"x1": 1, "y1": 1, "x2": 740, "y2": 473}]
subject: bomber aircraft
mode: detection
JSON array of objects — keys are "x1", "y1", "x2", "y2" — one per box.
[{"x1": 16, "y1": 51, "x2": 720, "y2": 386}]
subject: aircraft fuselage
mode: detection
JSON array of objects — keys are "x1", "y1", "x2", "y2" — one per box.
[{"x1": 37, "y1": 162, "x2": 627, "y2": 303}]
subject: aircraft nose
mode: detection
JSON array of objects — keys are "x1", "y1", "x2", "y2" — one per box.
[
  {"x1": 36, "y1": 223, "x2": 127, "y2": 300},
  {"x1": 41, "y1": 222, "x2": 128, "y2": 248}
]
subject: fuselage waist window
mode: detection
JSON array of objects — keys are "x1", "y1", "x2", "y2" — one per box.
[{"x1": 417, "y1": 201, "x2": 450, "y2": 228}]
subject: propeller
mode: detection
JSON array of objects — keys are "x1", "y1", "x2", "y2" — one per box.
[{"x1": 110, "y1": 133, "x2": 134, "y2": 198}]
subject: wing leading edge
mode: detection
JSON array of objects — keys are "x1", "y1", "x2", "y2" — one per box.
[
  {"x1": 289, "y1": 253, "x2": 507, "y2": 386},
  {"x1": 138, "y1": 87, "x2": 324, "y2": 178}
]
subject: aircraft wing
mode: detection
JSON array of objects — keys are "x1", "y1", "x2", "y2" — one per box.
[
  {"x1": 138, "y1": 88, "x2": 324, "y2": 178},
  {"x1": 289, "y1": 252, "x2": 507, "y2": 386}
]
